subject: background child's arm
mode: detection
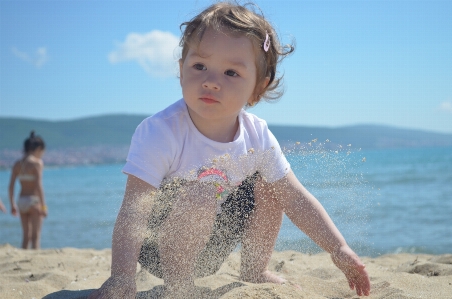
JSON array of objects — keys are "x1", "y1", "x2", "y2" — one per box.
[
  {"x1": 8, "y1": 162, "x2": 19, "y2": 216},
  {"x1": 88, "y1": 175, "x2": 156, "y2": 299},
  {"x1": 0, "y1": 199, "x2": 6, "y2": 213},
  {"x1": 274, "y1": 171, "x2": 370, "y2": 296},
  {"x1": 34, "y1": 161, "x2": 47, "y2": 217}
]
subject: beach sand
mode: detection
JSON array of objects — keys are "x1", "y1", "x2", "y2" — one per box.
[{"x1": 1, "y1": 243, "x2": 451, "y2": 299}]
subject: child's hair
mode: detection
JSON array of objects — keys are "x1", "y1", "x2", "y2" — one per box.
[
  {"x1": 179, "y1": 1, "x2": 294, "y2": 104},
  {"x1": 23, "y1": 131, "x2": 45, "y2": 154}
]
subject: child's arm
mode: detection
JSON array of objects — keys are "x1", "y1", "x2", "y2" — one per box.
[
  {"x1": 275, "y1": 171, "x2": 370, "y2": 296},
  {"x1": 88, "y1": 175, "x2": 156, "y2": 299},
  {"x1": 34, "y1": 161, "x2": 47, "y2": 217},
  {"x1": 0, "y1": 199, "x2": 6, "y2": 213},
  {"x1": 8, "y1": 162, "x2": 19, "y2": 216}
]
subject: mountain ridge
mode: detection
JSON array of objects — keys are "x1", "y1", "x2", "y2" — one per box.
[{"x1": 2, "y1": 114, "x2": 452, "y2": 150}]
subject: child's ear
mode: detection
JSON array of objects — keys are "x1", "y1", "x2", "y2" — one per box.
[
  {"x1": 256, "y1": 76, "x2": 270, "y2": 97},
  {"x1": 262, "y1": 76, "x2": 270, "y2": 90},
  {"x1": 249, "y1": 77, "x2": 271, "y2": 106}
]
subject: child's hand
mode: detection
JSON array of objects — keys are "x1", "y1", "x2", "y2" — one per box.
[
  {"x1": 330, "y1": 245, "x2": 370, "y2": 296},
  {"x1": 0, "y1": 202, "x2": 6, "y2": 213},
  {"x1": 87, "y1": 275, "x2": 136, "y2": 299},
  {"x1": 40, "y1": 206, "x2": 48, "y2": 218},
  {"x1": 11, "y1": 204, "x2": 18, "y2": 217}
]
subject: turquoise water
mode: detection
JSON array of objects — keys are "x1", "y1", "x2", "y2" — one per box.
[{"x1": 1, "y1": 146, "x2": 451, "y2": 257}]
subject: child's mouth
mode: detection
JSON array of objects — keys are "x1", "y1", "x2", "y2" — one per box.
[{"x1": 200, "y1": 97, "x2": 219, "y2": 104}]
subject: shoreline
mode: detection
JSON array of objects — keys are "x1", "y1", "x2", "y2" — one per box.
[{"x1": 1, "y1": 244, "x2": 451, "y2": 299}]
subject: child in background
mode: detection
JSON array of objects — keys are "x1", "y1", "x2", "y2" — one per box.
[
  {"x1": 89, "y1": 2, "x2": 370, "y2": 298},
  {"x1": 8, "y1": 131, "x2": 47, "y2": 249}
]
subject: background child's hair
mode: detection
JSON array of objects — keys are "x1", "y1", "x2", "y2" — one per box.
[
  {"x1": 23, "y1": 131, "x2": 45, "y2": 154},
  {"x1": 179, "y1": 1, "x2": 294, "y2": 104}
]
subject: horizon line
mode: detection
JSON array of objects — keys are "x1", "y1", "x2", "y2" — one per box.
[{"x1": 1, "y1": 113, "x2": 451, "y2": 135}]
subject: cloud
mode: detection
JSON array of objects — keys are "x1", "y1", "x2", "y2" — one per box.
[
  {"x1": 438, "y1": 101, "x2": 452, "y2": 114},
  {"x1": 108, "y1": 30, "x2": 180, "y2": 78},
  {"x1": 11, "y1": 46, "x2": 48, "y2": 68}
]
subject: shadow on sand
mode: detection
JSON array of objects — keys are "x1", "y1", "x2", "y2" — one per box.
[{"x1": 42, "y1": 282, "x2": 246, "y2": 299}]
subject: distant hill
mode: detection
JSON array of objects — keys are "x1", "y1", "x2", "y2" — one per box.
[
  {"x1": 0, "y1": 114, "x2": 149, "y2": 168},
  {"x1": 1, "y1": 114, "x2": 451, "y2": 167},
  {"x1": 0, "y1": 114, "x2": 149, "y2": 150},
  {"x1": 2, "y1": 114, "x2": 452, "y2": 150},
  {"x1": 269, "y1": 124, "x2": 452, "y2": 149}
]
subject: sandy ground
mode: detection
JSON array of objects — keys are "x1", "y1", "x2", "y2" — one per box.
[{"x1": 1, "y1": 243, "x2": 451, "y2": 299}]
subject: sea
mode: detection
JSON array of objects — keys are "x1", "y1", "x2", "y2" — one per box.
[{"x1": 1, "y1": 146, "x2": 451, "y2": 257}]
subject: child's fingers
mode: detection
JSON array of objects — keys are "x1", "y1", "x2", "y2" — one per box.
[
  {"x1": 347, "y1": 270, "x2": 371, "y2": 296},
  {"x1": 348, "y1": 279, "x2": 355, "y2": 290},
  {"x1": 357, "y1": 266, "x2": 371, "y2": 295},
  {"x1": 356, "y1": 283, "x2": 370, "y2": 296},
  {"x1": 339, "y1": 257, "x2": 369, "y2": 295},
  {"x1": 319, "y1": 246, "x2": 371, "y2": 296}
]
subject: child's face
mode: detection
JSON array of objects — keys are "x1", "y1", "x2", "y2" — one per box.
[
  {"x1": 31, "y1": 147, "x2": 45, "y2": 159},
  {"x1": 180, "y1": 27, "x2": 261, "y2": 127}
]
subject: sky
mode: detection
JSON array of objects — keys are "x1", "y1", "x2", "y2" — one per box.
[{"x1": 1, "y1": 0, "x2": 451, "y2": 134}]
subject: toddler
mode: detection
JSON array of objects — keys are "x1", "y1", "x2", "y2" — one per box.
[{"x1": 89, "y1": 2, "x2": 370, "y2": 298}]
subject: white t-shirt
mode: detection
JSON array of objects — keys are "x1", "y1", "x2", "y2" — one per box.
[{"x1": 123, "y1": 99, "x2": 290, "y2": 193}]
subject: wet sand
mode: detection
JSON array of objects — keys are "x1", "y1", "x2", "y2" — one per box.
[{"x1": 1, "y1": 243, "x2": 451, "y2": 298}]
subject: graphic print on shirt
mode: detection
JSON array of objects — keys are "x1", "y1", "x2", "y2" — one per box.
[{"x1": 197, "y1": 167, "x2": 230, "y2": 200}]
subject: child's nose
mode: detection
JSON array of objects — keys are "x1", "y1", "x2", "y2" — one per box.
[{"x1": 202, "y1": 73, "x2": 221, "y2": 90}]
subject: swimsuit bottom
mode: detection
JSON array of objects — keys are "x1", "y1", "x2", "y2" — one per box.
[
  {"x1": 17, "y1": 195, "x2": 40, "y2": 214},
  {"x1": 138, "y1": 172, "x2": 258, "y2": 279}
]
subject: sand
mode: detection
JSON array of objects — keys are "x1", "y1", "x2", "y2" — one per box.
[{"x1": 1, "y1": 243, "x2": 451, "y2": 299}]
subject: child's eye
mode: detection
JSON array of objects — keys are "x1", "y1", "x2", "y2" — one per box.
[
  {"x1": 193, "y1": 63, "x2": 206, "y2": 71},
  {"x1": 225, "y1": 70, "x2": 238, "y2": 77}
]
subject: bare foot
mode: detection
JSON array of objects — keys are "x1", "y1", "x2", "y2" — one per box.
[
  {"x1": 241, "y1": 270, "x2": 303, "y2": 290},
  {"x1": 241, "y1": 269, "x2": 286, "y2": 284}
]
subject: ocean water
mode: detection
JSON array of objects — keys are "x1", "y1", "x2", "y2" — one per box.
[{"x1": 1, "y1": 146, "x2": 451, "y2": 257}]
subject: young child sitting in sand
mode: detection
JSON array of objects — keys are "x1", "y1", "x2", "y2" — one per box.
[{"x1": 89, "y1": 2, "x2": 370, "y2": 298}]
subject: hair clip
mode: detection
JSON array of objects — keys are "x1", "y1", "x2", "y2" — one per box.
[{"x1": 263, "y1": 31, "x2": 270, "y2": 52}]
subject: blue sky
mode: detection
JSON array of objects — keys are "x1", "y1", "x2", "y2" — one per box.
[{"x1": 1, "y1": 0, "x2": 451, "y2": 133}]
